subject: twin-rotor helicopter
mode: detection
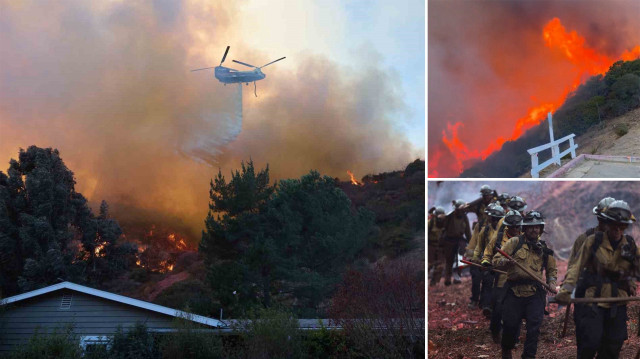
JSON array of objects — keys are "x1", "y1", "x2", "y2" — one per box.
[{"x1": 191, "y1": 46, "x2": 285, "y2": 96}]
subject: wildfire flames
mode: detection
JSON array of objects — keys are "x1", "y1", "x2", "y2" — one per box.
[
  {"x1": 347, "y1": 170, "x2": 364, "y2": 186},
  {"x1": 167, "y1": 233, "x2": 188, "y2": 251},
  {"x1": 430, "y1": 17, "x2": 640, "y2": 177},
  {"x1": 94, "y1": 241, "x2": 108, "y2": 258},
  {"x1": 132, "y1": 229, "x2": 191, "y2": 273}
]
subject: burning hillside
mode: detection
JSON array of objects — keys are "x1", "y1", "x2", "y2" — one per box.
[{"x1": 429, "y1": 0, "x2": 640, "y2": 177}]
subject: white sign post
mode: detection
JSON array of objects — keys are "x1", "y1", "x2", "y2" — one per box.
[{"x1": 548, "y1": 112, "x2": 561, "y2": 166}]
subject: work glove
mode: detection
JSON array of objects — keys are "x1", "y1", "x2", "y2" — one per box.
[
  {"x1": 481, "y1": 259, "x2": 491, "y2": 267},
  {"x1": 554, "y1": 289, "x2": 571, "y2": 305}
]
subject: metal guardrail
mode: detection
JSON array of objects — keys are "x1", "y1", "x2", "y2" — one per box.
[{"x1": 527, "y1": 133, "x2": 578, "y2": 178}]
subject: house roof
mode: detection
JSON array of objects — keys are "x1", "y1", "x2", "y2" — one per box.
[{"x1": 0, "y1": 281, "x2": 223, "y2": 328}]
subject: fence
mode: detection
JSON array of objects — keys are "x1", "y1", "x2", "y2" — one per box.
[{"x1": 527, "y1": 133, "x2": 578, "y2": 178}]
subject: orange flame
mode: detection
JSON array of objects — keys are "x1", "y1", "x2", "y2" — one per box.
[
  {"x1": 346, "y1": 171, "x2": 363, "y2": 186},
  {"x1": 94, "y1": 241, "x2": 108, "y2": 258},
  {"x1": 167, "y1": 233, "x2": 188, "y2": 251},
  {"x1": 432, "y1": 17, "x2": 640, "y2": 176},
  {"x1": 158, "y1": 260, "x2": 174, "y2": 273}
]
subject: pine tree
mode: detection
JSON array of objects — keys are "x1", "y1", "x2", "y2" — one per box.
[
  {"x1": 200, "y1": 161, "x2": 376, "y2": 316},
  {"x1": 0, "y1": 146, "x2": 133, "y2": 295}
]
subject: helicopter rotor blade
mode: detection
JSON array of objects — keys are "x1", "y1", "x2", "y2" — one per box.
[
  {"x1": 232, "y1": 60, "x2": 257, "y2": 68},
  {"x1": 220, "y1": 46, "x2": 230, "y2": 65},
  {"x1": 260, "y1": 57, "x2": 286, "y2": 69},
  {"x1": 191, "y1": 67, "x2": 216, "y2": 72}
]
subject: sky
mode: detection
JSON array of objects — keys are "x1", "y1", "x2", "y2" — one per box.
[
  {"x1": 0, "y1": 0, "x2": 425, "y2": 240},
  {"x1": 428, "y1": 0, "x2": 640, "y2": 177}
]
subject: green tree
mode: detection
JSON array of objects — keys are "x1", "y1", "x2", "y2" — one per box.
[
  {"x1": 0, "y1": 146, "x2": 134, "y2": 296},
  {"x1": 200, "y1": 161, "x2": 376, "y2": 316}
]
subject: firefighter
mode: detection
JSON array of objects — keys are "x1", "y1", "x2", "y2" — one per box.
[
  {"x1": 473, "y1": 203, "x2": 505, "y2": 317},
  {"x1": 428, "y1": 206, "x2": 446, "y2": 286},
  {"x1": 464, "y1": 185, "x2": 497, "y2": 308},
  {"x1": 481, "y1": 210, "x2": 523, "y2": 343},
  {"x1": 493, "y1": 211, "x2": 557, "y2": 359},
  {"x1": 563, "y1": 197, "x2": 616, "y2": 336},
  {"x1": 440, "y1": 199, "x2": 472, "y2": 286},
  {"x1": 555, "y1": 200, "x2": 638, "y2": 359},
  {"x1": 566, "y1": 197, "x2": 615, "y2": 269}
]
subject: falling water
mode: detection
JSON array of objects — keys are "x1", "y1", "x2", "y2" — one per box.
[{"x1": 181, "y1": 83, "x2": 243, "y2": 165}]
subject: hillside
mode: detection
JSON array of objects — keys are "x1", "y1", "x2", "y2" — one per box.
[
  {"x1": 460, "y1": 59, "x2": 640, "y2": 178},
  {"x1": 118, "y1": 159, "x2": 426, "y2": 316}
]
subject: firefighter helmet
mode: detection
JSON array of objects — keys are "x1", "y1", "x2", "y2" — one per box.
[
  {"x1": 599, "y1": 200, "x2": 636, "y2": 224},
  {"x1": 523, "y1": 211, "x2": 545, "y2": 227},
  {"x1": 485, "y1": 203, "x2": 505, "y2": 218},
  {"x1": 497, "y1": 193, "x2": 510, "y2": 206},
  {"x1": 480, "y1": 184, "x2": 494, "y2": 196},
  {"x1": 593, "y1": 197, "x2": 616, "y2": 217},
  {"x1": 504, "y1": 210, "x2": 523, "y2": 227},
  {"x1": 508, "y1": 196, "x2": 527, "y2": 211}
]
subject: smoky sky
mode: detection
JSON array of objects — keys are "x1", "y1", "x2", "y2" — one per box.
[
  {"x1": 0, "y1": 1, "x2": 418, "y2": 241},
  {"x1": 428, "y1": 0, "x2": 640, "y2": 177}
]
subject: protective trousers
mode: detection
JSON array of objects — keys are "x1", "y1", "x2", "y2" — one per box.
[
  {"x1": 442, "y1": 237, "x2": 461, "y2": 284},
  {"x1": 501, "y1": 289, "x2": 544, "y2": 358},
  {"x1": 428, "y1": 243, "x2": 443, "y2": 285},
  {"x1": 480, "y1": 271, "x2": 494, "y2": 309},
  {"x1": 575, "y1": 304, "x2": 627, "y2": 359},
  {"x1": 490, "y1": 286, "x2": 507, "y2": 336},
  {"x1": 470, "y1": 266, "x2": 482, "y2": 303}
]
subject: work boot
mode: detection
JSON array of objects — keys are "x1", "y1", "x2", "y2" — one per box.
[
  {"x1": 482, "y1": 306, "x2": 492, "y2": 318},
  {"x1": 501, "y1": 349, "x2": 512, "y2": 359},
  {"x1": 444, "y1": 280, "x2": 452, "y2": 286},
  {"x1": 468, "y1": 300, "x2": 479, "y2": 309}
]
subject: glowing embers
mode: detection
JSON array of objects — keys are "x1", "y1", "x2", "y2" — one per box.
[
  {"x1": 94, "y1": 241, "x2": 108, "y2": 258},
  {"x1": 167, "y1": 233, "x2": 188, "y2": 251},
  {"x1": 346, "y1": 171, "x2": 364, "y2": 186}
]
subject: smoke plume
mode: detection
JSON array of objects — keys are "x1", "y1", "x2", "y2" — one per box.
[{"x1": 0, "y1": 1, "x2": 419, "y2": 242}]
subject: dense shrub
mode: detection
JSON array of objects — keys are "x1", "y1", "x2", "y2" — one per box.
[
  {"x1": 4, "y1": 326, "x2": 81, "y2": 359},
  {"x1": 109, "y1": 324, "x2": 160, "y2": 359},
  {"x1": 614, "y1": 123, "x2": 629, "y2": 137},
  {"x1": 234, "y1": 306, "x2": 302, "y2": 359},
  {"x1": 160, "y1": 315, "x2": 223, "y2": 359}
]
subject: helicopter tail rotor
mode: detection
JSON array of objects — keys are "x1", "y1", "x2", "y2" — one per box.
[
  {"x1": 220, "y1": 46, "x2": 230, "y2": 65},
  {"x1": 259, "y1": 57, "x2": 286, "y2": 69}
]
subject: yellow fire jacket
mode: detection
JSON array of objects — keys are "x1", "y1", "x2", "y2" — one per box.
[
  {"x1": 493, "y1": 236, "x2": 558, "y2": 297},
  {"x1": 562, "y1": 231, "x2": 639, "y2": 308}
]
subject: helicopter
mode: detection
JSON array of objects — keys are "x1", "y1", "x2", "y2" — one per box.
[{"x1": 191, "y1": 46, "x2": 285, "y2": 96}]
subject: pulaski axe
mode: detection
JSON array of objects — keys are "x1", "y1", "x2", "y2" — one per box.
[
  {"x1": 461, "y1": 259, "x2": 507, "y2": 275},
  {"x1": 495, "y1": 247, "x2": 557, "y2": 294}
]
